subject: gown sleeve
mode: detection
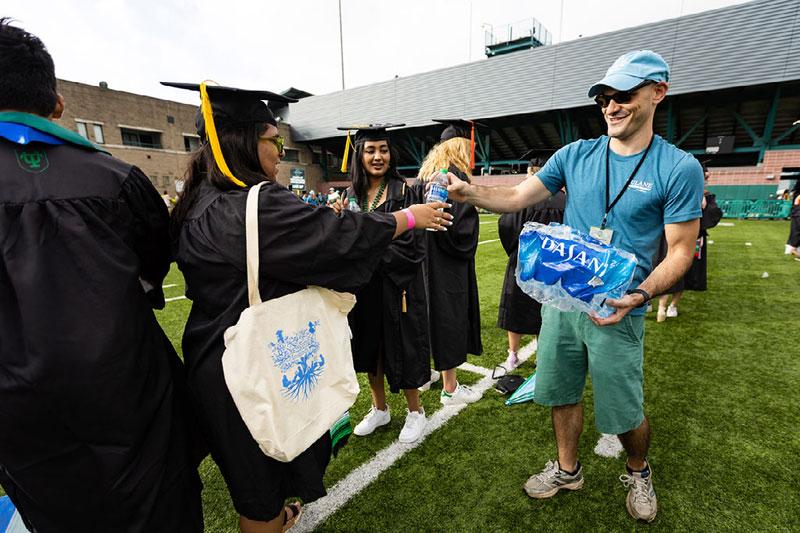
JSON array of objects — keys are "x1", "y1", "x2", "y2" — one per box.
[
  {"x1": 120, "y1": 166, "x2": 171, "y2": 309},
  {"x1": 257, "y1": 182, "x2": 397, "y2": 293},
  {"x1": 377, "y1": 183, "x2": 425, "y2": 289}
]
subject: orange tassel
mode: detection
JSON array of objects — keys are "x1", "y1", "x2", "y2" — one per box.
[{"x1": 470, "y1": 122, "x2": 476, "y2": 169}]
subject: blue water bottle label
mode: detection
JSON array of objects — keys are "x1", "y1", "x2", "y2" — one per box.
[{"x1": 427, "y1": 184, "x2": 448, "y2": 204}]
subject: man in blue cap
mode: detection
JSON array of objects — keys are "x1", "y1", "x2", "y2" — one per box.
[{"x1": 448, "y1": 50, "x2": 704, "y2": 522}]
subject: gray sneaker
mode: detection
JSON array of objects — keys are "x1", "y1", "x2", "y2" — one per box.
[
  {"x1": 620, "y1": 464, "x2": 657, "y2": 522},
  {"x1": 524, "y1": 460, "x2": 584, "y2": 499}
]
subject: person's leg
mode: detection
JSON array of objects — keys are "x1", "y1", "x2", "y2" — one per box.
[
  {"x1": 441, "y1": 367, "x2": 457, "y2": 394},
  {"x1": 670, "y1": 292, "x2": 683, "y2": 307},
  {"x1": 619, "y1": 416, "x2": 651, "y2": 470},
  {"x1": 368, "y1": 359, "x2": 387, "y2": 410},
  {"x1": 354, "y1": 358, "x2": 391, "y2": 436},
  {"x1": 552, "y1": 403, "x2": 583, "y2": 472},
  {"x1": 667, "y1": 292, "x2": 682, "y2": 317},
  {"x1": 656, "y1": 295, "x2": 669, "y2": 322},
  {"x1": 403, "y1": 388, "x2": 422, "y2": 413},
  {"x1": 524, "y1": 307, "x2": 587, "y2": 499},
  {"x1": 508, "y1": 330, "x2": 521, "y2": 352}
]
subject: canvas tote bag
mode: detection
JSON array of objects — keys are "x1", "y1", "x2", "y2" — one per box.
[{"x1": 222, "y1": 181, "x2": 360, "y2": 462}]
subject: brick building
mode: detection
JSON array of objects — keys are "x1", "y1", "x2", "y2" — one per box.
[{"x1": 55, "y1": 79, "x2": 326, "y2": 195}]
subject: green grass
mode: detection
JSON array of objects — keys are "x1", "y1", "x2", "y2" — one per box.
[
  {"x1": 4, "y1": 219, "x2": 797, "y2": 532},
  {"x1": 148, "y1": 218, "x2": 800, "y2": 532}
]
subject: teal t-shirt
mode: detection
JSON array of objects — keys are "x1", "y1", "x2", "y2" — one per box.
[{"x1": 537, "y1": 135, "x2": 704, "y2": 315}]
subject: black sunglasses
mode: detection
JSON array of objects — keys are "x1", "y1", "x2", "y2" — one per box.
[{"x1": 594, "y1": 81, "x2": 654, "y2": 108}]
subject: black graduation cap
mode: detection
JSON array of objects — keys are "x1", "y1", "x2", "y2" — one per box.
[
  {"x1": 160, "y1": 82, "x2": 298, "y2": 136},
  {"x1": 160, "y1": 81, "x2": 298, "y2": 188},
  {"x1": 336, "y1": 123, "x2": 405, "y2": 173},
  {"x1": 433, "y1": 119, "x2": 486, "y2": 169},
  {"x1": 336, "y1": 123, "x2": 405, "y2": 144},
  {"x1": 433, "y1": 119, "x2": 485, "y2": 142}
]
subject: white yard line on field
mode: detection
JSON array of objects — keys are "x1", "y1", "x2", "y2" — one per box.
[
  {"x1": 478, "y1": 238, "x2": 500, "y2": 245},
  {"x1": 164, "y1": 295, "x2": 187, "y2": 302},
  {"x1": 162, "y1": 283, "x2": 178, "y2": 289},
  {"x1": 293, "y1": 340, "x2": 537, "y2": 532}
]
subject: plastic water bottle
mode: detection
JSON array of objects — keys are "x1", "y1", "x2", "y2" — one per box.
[
  {"x1": 425, "y1": 168, "x2": 449, "y2": 231},
  {"x1": 347, "y1": 196, "x2": 361, "y2": 213}
]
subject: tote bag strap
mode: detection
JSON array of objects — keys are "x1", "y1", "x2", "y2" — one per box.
[{"x1": 245, "y1": 181, "x2": 267, "y2": 307}]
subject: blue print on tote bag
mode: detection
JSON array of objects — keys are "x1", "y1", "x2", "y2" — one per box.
[{"x1": 269, "y1": 320, "x2": 326, "y2": 401}]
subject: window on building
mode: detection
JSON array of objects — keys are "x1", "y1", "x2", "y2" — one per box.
[
  {"x1": 282, "y1": 148, "x2": 300, "y2": 162},
  {"x1": 121, "y1": 128, "x2": 162, "y2": 149},
  {"x1": 150, "y1": 175, "x2": 159, "y2": 187},
  {"x1": 167, "y1": 115, "x2": 175, "y2": 124},
  {"x1": 312, "y1": 151, "x2": 322, "y2": 164},
  {"x1": 183, "y1": 135, "x2": 201, "y2": 152},
  {"x1": 92, "y1": 124, "x2": 104, "y2": 144},
  {"x1": 76, "y1": 122, "x2": 88, "y2": 139},
  {"x1": 162, "y1": 176, "x2": 171, "y2": 187}
]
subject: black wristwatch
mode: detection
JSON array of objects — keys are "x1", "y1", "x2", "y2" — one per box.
[{"x1": 627, "y1": 288, "x2": 651, "y2": 307}]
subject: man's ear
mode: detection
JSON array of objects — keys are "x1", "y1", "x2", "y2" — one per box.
[
  {"x1": 50, "y1": 93, "x2": 65, "y2": 119},
  {"x1": 652, "y1": 82, "x2": 668, "y2": 105}
]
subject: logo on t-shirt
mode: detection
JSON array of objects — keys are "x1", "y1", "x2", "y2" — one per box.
[{"x1": 630, "y1": 179, "x2": 653, "y2": 193}]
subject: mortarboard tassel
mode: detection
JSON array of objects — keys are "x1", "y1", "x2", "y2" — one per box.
[
  {"x1": 199, "y1": 82, "x2": 246, "y2": 188},
  {"x1": 340, "y1": 132, "x2": 352, "y2": 173},
  {"x1": 470, "y1": 122, "x2": 476, "y2": 169}
]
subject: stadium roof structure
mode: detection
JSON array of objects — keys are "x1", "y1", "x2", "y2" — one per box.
[{"x1": 288, "y1": 0, "x2": 800, "y2": 172}]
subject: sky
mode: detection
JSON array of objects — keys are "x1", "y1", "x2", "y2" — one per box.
[{"x1": 5, "y1": 0, "x2": 752, "y2": 105}]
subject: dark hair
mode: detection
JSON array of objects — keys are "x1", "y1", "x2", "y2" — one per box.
[
  {"x1": 0, "y1": 18, "x2": 58, "y2": 116},
  {"x1": 170, "y1": 121, "x2": 271, "y2": 239},
  {"x1": 348, "y1": 140, "x2": 403, "y2": 202}
]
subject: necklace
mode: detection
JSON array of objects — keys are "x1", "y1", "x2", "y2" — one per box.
[{"x1": 362, "y1": 180, "x2": 387, "y2": 212}]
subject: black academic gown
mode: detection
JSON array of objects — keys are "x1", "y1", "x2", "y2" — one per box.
[
  {"x1": 497, "y1": 191, "x2": 566, "y2": 334},
  {"x1": 655, "y1": 192, "x2": 720, "y2": 293},
  {"x1": 787, "y1": 201, "x2": 800, "y2": 247},
  {"x1": 175, "y1": 179, "x2": 397, "y2": 521},
  {"x1": 347, "y1": 179, "x2": 430, "y2": 392},
  {"x1": 414, "y1": 167, "x2": 482, "y2": 370},
  {"x1": 0, "y1": 138, "x2": 202, "y2": 532}
]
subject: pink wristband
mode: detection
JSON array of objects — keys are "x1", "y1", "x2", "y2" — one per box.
[{"x1": 402, "y1": 208, "x2": 416, "y2": 230}]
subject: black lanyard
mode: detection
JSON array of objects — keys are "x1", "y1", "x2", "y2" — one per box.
[{"x1": 601, "y1": 135, "x2": 655, "y2": 229}]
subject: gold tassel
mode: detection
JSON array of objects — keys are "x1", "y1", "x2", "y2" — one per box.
[
  {"x1": 402, "y1": 290, "x2": 407, "y2": 313},
  {"x1": 199, "y1": 82, "x2": 245, "y2": 188},
  {"x1": 340, "y1": 132, "x2": 352, "y2": 173}
]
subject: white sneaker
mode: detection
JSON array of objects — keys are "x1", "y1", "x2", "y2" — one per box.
[
  {"x1": 504, "y1": 350, "x2": 520, "y2": 370},
  {"x1": 594, "y1": 433, "x2": 624, "y2": 458},
  {"x1": 666, "y1": 304, "x2": 678, "y2": 318},
  {"x1": 353, "y1": 405, "x2": 390, "y2": 436},
  {"x1": 398, "y1": 408, "x2": 426, "y2": 443},
  {"x1": 785, "y1": 244, "x2": 796, "y2": 255},
  {"x1": 440, "y1": 383, "x2": 482, "y2": 406},
  {"x1": 418, "y1": 369, "x2": 441, "y2": 392}
]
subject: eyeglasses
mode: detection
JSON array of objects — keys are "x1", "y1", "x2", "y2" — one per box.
[
  {"x1": 258, "y1": 134, "x2": 285, "y2": 153},
  {"x1": 594, "y1": 81, "x2": 654, "y2": 108}
]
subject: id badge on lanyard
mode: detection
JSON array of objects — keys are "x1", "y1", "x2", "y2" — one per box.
[{"x1": 590, "y1": 226, "x2": 614, "y2": 245}]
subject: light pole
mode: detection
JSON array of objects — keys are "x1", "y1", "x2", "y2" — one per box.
[{"x1": 338, "y1": 0, "x2": 345, "y2": 91}]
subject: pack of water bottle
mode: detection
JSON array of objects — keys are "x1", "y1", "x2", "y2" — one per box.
[{"x1": 516, "y1": 222, "x2": 638, "y2": 317}]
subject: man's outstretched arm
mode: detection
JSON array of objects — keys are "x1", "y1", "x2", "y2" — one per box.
[{"x1": 446, "y1": 173, "x2": 553, "y2": 213}]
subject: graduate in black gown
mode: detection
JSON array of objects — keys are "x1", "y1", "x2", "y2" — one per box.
[
  {"x1": 164, "y1": 83, "x2": 450, "y2": 532},
  {"x1": 654, "y1": 164, "x2": 721, "y2": 321},
  {"x1": 415, "y1": 119, "x2": 483, "y2": 406},
  {"x1": 0, "y1": 20, "x2": 203, "y2": 532},
  {"x1": 497, "y1": 158, "x2": 565, "y2": 370},
  {"x1": 331, "y1": 125, "x2": 430, "y2": 444}
]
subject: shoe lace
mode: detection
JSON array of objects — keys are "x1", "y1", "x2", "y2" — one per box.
[
  {"x1": 620, "y1": 474, "x2": 651, "y2": 504},
  {"x1": 534, "y1": 460, "x2": 560, "y2": 483}
]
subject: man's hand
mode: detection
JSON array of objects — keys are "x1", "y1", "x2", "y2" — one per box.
[
  {"x1": 589, "y1": 293, "x2": 645, "y2": 326},
  {"x1": 446, "y1": 172, "x2": 471, "y2": 202}
]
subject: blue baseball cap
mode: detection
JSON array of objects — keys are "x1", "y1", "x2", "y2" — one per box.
[{"x1": 588, "y1": 50, "x2": 670, "y2": 97}]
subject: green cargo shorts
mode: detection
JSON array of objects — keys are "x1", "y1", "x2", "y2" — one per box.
[{"x1": 534, "y1": 305, "x2": 646, "y2": 435}]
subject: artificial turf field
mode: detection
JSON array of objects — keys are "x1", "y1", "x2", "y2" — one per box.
[
  {"x1": 5, "y1": 217, "x2": 793, "y2": 531},
  {"x1": 147, "y1": 216, "x2": 799, "y2": 532}
]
